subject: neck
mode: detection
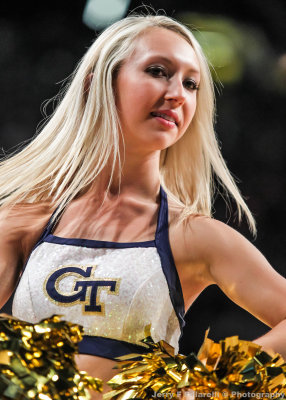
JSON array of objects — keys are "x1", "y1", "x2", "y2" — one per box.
[{"x1": 90, "y1": 150, "x2": 162, "y2": 202}]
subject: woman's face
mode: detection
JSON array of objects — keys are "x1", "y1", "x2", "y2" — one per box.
[{"x1": 115, "y1": 27, "x2": 200, "y2": 154}]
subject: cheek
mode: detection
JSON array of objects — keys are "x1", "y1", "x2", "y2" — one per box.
[
  {"x1": 118, "y1": 84, "x2": 159, "y2": 125},
  {"x1": 126, "y1": 80, "x2": 158, "y2": 106},
  {"x1": 183, "y1": 96, "x2": 197, "y2": 128},
  {"x1": 116, "y1": 79, "x2": 150, "y2": 114}
]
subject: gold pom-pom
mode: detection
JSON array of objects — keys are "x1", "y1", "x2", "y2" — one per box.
[
  {"x1": 0, "y1": 314, "x2": 102, "y2": 399},
  {"x1": 103, "y1": 327, "x2": 286, "y2": 399}
]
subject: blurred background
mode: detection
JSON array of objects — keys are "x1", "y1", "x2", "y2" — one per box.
[{"x1": 0, "y1": 0, "x2": 285, "y2": 354}]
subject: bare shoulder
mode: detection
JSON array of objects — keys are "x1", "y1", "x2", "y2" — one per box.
[
  {"x1": 181, "y1": 216, "x2": 257, "y2": 265},
  {"x1": 168, "y1": 202, "x2": 286, "y2": 328},
  {"x1": 0, "y1": 202, "x2": 54, "y2": 261},
  {"x1": 171, "y1": 210, "x2": 281, "y2": 284},
  {"x1": 180, "y1": 214, "x2": 248, "y2": 249},
  {"x1": 168, "y1": 203, "x2": 256, "y2": 268}
]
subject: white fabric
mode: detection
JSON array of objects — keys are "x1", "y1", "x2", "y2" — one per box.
[{"x1": 12, "y1": 242, "x2": 180, "y2": 352}]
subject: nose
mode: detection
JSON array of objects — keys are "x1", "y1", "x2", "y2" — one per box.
[{"x1": 164, "y1": 77, "x2": 186, "y2": 106}]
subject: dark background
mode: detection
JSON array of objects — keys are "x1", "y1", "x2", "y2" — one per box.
[{"x1": 0, "y1": 0, "x2": 285, "y2": 354}]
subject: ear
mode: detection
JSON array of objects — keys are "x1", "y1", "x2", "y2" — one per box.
[{"x1": 84, "y1": 73, "x2": 94, "y2": 98}]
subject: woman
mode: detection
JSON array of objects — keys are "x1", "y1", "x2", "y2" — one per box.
[{"x1": 0, "y1": 14, "x2": 285, "y2": 399}]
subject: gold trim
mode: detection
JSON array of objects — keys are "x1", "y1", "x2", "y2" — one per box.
[{"x1": 43, "y1": 264, "x2": 120, "y2": 316}]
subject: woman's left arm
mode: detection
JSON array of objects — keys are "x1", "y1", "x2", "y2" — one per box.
[{"x1": 188, "y1": 217, "x2": 286, "y2": 358}]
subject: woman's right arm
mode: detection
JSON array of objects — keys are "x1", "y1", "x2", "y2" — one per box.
[
  {"x1": 0, "y1": 204, "x2": 52, "y2": 309},
  {"x1": 0, "y1": 208, "x2": 24, "y2": 308}
]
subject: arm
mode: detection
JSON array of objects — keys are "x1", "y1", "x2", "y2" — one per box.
[
  {"x1": 0, "y1": 208, "x2": 23, "y2": 308},
  {"x1": 184, "y1": 216, "x2": 286, "y2": 358},
  {"x1": 0, "y1": 204, "x2": 52, "y2": 309}
]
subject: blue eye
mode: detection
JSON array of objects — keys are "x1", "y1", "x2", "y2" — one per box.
[
  {"x1": 184, "y1": 79, "x2": 199, "y2": 91},
  {"x1": 146, "y1": 66, "x2": 199, "y2": 91},
  {"x1": 146, "y1": 66, "x2": 167, "y2": 77}
]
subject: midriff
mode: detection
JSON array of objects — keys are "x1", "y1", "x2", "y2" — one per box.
[{"x1": 75, "y1": 354, "x2": 119, "y2": 399}]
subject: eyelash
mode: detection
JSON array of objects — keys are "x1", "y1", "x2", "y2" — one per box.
[{"x1": 146, "y1": 66, "x2": 199, "y2": 91}]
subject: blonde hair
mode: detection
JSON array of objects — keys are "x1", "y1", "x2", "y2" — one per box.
[{"x1": 0, "y1": 14, "x2": 256, "y2": 233}]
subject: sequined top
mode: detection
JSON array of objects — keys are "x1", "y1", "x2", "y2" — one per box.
[{"x1": 12, "y1": 186, "x2": 185, "y2": 359}]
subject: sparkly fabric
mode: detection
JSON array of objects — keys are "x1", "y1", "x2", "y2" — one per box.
[
  {"x1": 12, "y1": 242, "x2": 181, "y2": 352},
  {"x1": 12, "y1": 186, "x2": 185, "y2": 357}
]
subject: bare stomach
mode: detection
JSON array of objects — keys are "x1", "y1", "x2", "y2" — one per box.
[
  {"x1": 75, "y1": 354, "x2": 120, "y2": 400},
  {"x1": 75, "y1": 353, "x2": 187, "y2": 400}
]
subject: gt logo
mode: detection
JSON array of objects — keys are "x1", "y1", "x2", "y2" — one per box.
[{"x1": 44, "y1": 265, "x2": 120, "y2": 315}]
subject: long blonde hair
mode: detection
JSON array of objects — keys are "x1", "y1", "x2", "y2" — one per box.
[{"x1": 0, "y1": 14, "x2": 256, "y2": 233}]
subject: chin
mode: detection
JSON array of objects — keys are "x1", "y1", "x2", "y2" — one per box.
[{"x1": 148, "y1": 131, "x2": 180, "y2": 149}]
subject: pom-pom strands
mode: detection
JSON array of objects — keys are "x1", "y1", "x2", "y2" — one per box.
[
  {"x1": 1, "y1": 317, "x2": 285, "y2": 400},
  {"x1": 103, "y1": 327, "x2": 286, "y2": 400},
  {"x1": 0, "y1": 314, "x2": 102, "y2": 400}
]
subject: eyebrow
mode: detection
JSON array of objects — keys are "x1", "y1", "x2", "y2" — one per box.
[{"x1": 143, "y1": 55, "x2": 200, "y2": 75}]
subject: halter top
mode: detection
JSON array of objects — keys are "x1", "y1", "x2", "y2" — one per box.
[{"x1": 12, "y1": 186, "x2": 185, "y2": 359}]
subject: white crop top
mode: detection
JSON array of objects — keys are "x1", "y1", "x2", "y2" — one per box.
[{"x1": 12, "y1": 186, "x2": 185, "y2": 359}]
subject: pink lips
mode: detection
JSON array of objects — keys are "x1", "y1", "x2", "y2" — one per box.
[
  {"x1": 153, "y1": 115, "x2": 176, "y2": 129},
  {"x1": 151, "y1": 109, "x2": 179, "y2": 126}
]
